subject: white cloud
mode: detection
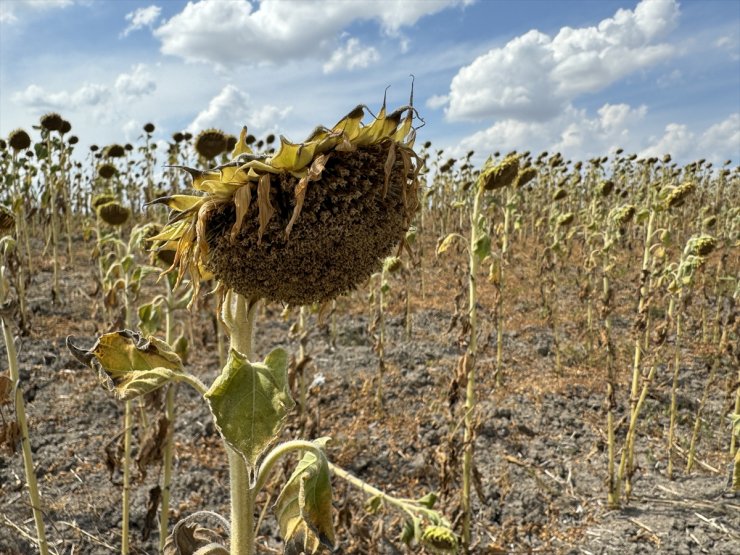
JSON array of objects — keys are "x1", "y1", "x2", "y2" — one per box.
[
  {"x1": 323, "y1": 37, "x2": 380, "y2": 74},
  {"x1": 442, "y1": 0, "x2": 680, "y2": 122},
  {"x1": 698, "y1": 113, "x2": 740, "y2": 159},
  {"x1": 453, "y1": 102, "x2": 648, "y2": 161},
  {"x1": 115, "y1": 65, "x2": 156, "y2": 99},
  {"x1": 426, "y1": 94, "x2": 449, "y2": 110},
  {"x1": 188, "y1": 84, "x2": 292, "y2": 136},
  {"x1": 714, "y1": 33, "x2": 740, "y2": 61},
  {"x1": 1, "y1": 0, "x2": 74, "y2": 23},
  {"x1": 121, "y1": 5, "x2": 161, "y2": 38},
  {"x1": 154, "y1": 0, "x2": 470, "y2": 67},
  {"x1": 641, "y1": 113, "x2": 740, "y2": 163},
  {"x1": 12, "y1": 82, "x2": 110, "y2": 110}
]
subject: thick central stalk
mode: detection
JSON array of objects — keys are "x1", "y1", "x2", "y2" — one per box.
[{"x1": 225, "y1": 293, "x2": 260, "y2": 555}]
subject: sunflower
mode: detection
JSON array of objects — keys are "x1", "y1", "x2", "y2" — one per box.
[
  {"x1": 0, "y1": 206, "x2": 15, "y2": 235},
  {"x1": 150, "y1": 100, "x2": 421, "y2": 305}
]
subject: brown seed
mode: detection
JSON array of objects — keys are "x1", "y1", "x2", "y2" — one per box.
[{"x1": 205, "y1": 141, "x2": 418, "y2": 305}]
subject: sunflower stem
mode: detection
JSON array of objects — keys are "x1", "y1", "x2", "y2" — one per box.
[
  {"x1": 462, "y1": 184, "x2": 484, "y2": 550},
  {"x1": 1, "y1": 265, "x2": 49, "y2": 555},
  {"x1": 224, "y1": 293, "x2": 260, "y2": 555},
  {"x1": 159, "y1": 280, "x2": 176, "y2": 553}
]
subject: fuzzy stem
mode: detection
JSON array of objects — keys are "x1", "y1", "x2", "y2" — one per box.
[
  {"x1": 254, "y1": 440, "x2": 326, "y2": 495},
  {"x1": 224, "y1": 293, "x2": 260, "y2": 555}
]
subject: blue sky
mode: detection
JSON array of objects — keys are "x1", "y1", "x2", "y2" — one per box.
[{"x1": 1, "y1": 0, "x2": 738, "y2": 165}]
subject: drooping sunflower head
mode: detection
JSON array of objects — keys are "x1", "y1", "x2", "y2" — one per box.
[
  {"x1": 194, "y1": 128, "x2": 228, "y2": 160},
  {"x1": 0, "y1": 206, "x2": 15, "y2": 236},
  {"x1": 97, "y1": 201, "x2": 131, "y2": 226},
  {"x1": 150, "y1": 100, "x2": 421, "y2": 305},
  {"x1": 40, "y1": 112, "x2": 64, "y2": 132},
  {"x1": 8, "y1": 129, "x2": 31, "y2": 152}
]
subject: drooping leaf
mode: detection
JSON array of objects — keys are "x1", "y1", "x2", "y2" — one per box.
[
  {"x1": 205, "y1": 348, "x2": 294, "y2": 468},
  {"x1": 66, "y1": 331, "x2": 183, "y2": 401},
  {"x1": 274, "y1": 437, "x2": 336, "y2": 555},
  {"x1": 437, "y1": 233, "x2": 463, "y2": 255},
  {"x1": 473, "y1": 232, "x2": 491, "y2": 261}
]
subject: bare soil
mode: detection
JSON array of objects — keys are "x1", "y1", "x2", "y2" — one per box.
[{"x1": 1, "y1": 236, "x2": 738, "y2": 554}]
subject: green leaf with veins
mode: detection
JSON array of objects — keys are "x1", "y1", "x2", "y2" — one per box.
[
  {"x1": 205, "y1": 348, "x2": 294, "y2": 468},
  {"x1": 66, "y1": 330, "x2": 183, "y2": 401},
  {"x1": 274, "y1": 437, "x2": 335, "y2": 555}
]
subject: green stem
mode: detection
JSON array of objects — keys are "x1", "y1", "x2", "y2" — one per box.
[
  {"x1": 224, "y1": 293, "x2": 260, "y2": 555},
  {"x1": 328, "y1": 462, "x2": 442, "y2": 523},
  {"x1": 255, "y1": 440, "x2": 326, "y2": 494}
]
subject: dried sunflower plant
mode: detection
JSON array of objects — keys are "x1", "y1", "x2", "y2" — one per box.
[{"x1": 68, "y1": 101, "x2": 457, "y2": 555}]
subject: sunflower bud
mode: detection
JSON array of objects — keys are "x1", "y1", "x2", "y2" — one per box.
[
  {"x1": 684, "y1": 234, "x2": 717, "y2": 257},
  {"x1": 383, "y1": 256, "x2": 403, "y2": 274},
  {"x1": 421, "y1": 525, "x2": 458, "y2": 554}
]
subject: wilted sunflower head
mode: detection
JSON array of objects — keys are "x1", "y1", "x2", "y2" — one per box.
[
  {"x1": 195, "y1": 128, "x2": 228, "y2": 160},
  {"x1": 8, "y1": 129, "x2": 31, "y2": 152},
  {"x1": 97, "y1": 163, "x2": 117, "y2": 180},
  {"x1": 479, "y1": 154, "x2": 519, "y2": 191},
  {"x1": 104, "y1": 144, "x2": 126, "y2": 159},
  {"x1": 97, "y1": 201, "x2": 130, "y2": 226},
  {"x1": 684, "y1": 234, "x2": 717, "y2": 257},
  {"x1": 150, "y1": 100, "x2": 421, "y2": 305},
  {"x1": 0, "y1": 206, "x2": 15, "y2": 235},
  {"x1": 40, "y1": 112, "x2": 64, "y2": 132}
]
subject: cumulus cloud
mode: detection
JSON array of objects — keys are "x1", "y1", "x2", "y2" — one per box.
[
  {"x1": 454, "y1": 103, "x2": 648, "y2": 161},
  {"x1": 1, "y1": 0, "x2": 74, "y2": 23},
  {"x1": 642, "y1": 113, "x2": 740, "y2": 163},
  {"x1": 121, "y1": 5, "x2": 161, "y2": 37},
  {"x1": 12, "y1": 82, "x2": 110, "y2": 110},
  {"x1": 323, "y1": 37, "x2": 380, "y2": 74},
  {"x1": 188, "y1": 84, "x2": 292, "y2": 135},
  {"x1": 154, "y1": 0, "x2": 470, "y2": 67},
  {"x1": 440, "y1": 0, "x2": 680, "y2": 122},
  {"x1": 13, "y1": 64, "x2": 155, "y2": 114},
  {"x1": 115, "y1": 65, "x2": 157, "y2": 99}
]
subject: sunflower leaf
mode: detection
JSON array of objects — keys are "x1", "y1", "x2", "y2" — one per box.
[
  {"x1": 205, "y1": 348, "x2": 294, "y2": 468},
  {"x1": 274, "y1": 437, "x2": 336, "y2": 555},
  {"x1": 66, "y1": 331, "x2": 183, "y2": 401}
]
